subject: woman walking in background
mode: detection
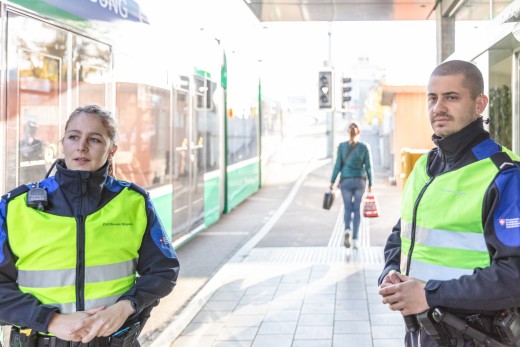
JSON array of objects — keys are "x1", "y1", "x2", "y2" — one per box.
[{"x1": 330, "y1": 122, "x2": 373, "y2": 249}]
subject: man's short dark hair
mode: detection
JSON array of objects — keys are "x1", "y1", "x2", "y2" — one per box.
[{"x1": 430, "y1": 60, "x2": 484, "y2": 99}]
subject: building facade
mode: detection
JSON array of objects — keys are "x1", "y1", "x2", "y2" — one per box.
[{"x1": 438, "y1": 0, "x2": 520, "y2": 153}]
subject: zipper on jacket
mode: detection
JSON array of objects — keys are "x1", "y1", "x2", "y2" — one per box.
[
  {"x1": 81, "y1": 179, "x2": 87, "y2": 194},
  {"x1": 405, "y1": 175, "x2": 435, "y2": 276},
  {"x1": 76, "y1": 215, "x2": 86, "y2": 311},
  {"x1": 76, "y1": 178, "x2": 88, "y2": 311}
]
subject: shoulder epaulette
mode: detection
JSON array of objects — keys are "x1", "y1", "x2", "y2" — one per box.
[
  {"x1": 1, "y1": 184, "x2": 31, "y2": 202},
  {"x1": 490, "y1": 151, "x2": 517, "y2": 172},
  {"x1": 126, "y1": 182, "x2": 150, "y2": 199}
]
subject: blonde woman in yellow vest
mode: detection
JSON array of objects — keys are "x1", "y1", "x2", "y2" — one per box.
[
  {"x1": 378, "y1": 61, "x2": 520, "y2": 346},
  {"x1": 0, "y1": 105, "x2": 179, "y2": 346}
]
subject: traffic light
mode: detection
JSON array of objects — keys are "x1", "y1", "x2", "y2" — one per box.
[
  {"x1": 342, "y1": 77, "x2": 352, "y2": 107},
  {"x1": 318, "y1": 71, "x2": 333, "y2": 109}
]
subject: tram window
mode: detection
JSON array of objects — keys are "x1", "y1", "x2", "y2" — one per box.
[
  {"x1": 6, "y1": 13, "x2": 66, "y2": 190},
  {"x1": 194, "y1": 76, "x2": 212, "y2": 110},
  {"x1": 205, "y1": 79, "x2": 219, "y2": 171},
  {"x1": 227, "y1": 112, "x2": 258, "y2": 165},
  {"x1": 72, "y1": 36, "x2": 111, "y2": 108},
  {"x1": 226, "y1": 91, "x2": 259, "y2": 165},
  {"x1": 173, "y1": 89, "x2": 189, "y2": 179},
  {"x1": 115, "y1": 83, "x2": 171, "y2": 189},
  {"x1": 17, "y1": 52, "x2": 61, "y2": 174}
]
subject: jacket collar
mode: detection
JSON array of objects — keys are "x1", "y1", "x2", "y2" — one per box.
[
  {"x1": 54, "y1": 159, "x2": 109, "y2": 202},
  {"x1": 431, "y1": 117, "x2": 489, "y2": 168}
]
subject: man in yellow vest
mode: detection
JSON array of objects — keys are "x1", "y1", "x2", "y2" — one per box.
[{"x1": 378, "y1": 60, "x2": 520, "y2": 346}]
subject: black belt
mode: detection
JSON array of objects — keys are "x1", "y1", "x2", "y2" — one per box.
[
  {"x1": 10, "y1": 328, "x2": 111, "y2": 347},
  {"x1": 36, "y1": 336, "x2": 111, "y2": 347}
]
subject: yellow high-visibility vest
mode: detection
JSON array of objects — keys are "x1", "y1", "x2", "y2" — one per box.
[
  {"x1": 7, "y1": 187, "x2": 147, "y2": 313},
  {"x1": 400, "y1": 149, "x2": 518, "y2": 281}
]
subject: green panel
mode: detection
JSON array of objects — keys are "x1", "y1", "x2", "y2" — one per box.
[
  {"x1": 151, "y1": 194, "x2": 172, "y2": 238},
  {"x1": 221, "y1": 53, "x2": 227, "y2": 88},
  {"x1": 225, "y1": 160, "x2": 260, "y2": 213},
  {"x1": 204, "y1": 175, "x2": 221, "y2": 227},
  {"x1": 195, "y1": 68, "x2": 211, "y2": 79}
]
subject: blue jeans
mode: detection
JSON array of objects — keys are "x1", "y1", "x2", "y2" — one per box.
[{"x1": 339, "y1": 177, "x2": 366, "y2": 240}]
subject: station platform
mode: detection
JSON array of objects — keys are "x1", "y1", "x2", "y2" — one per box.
[
  {"x1": 144, "y1": 163, "x2": 405, "y2": 347},
  {"x1": 148, "y1": 149, "x2": 406, "y2": 347}
]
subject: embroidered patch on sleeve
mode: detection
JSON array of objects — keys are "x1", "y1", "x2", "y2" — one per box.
[{"x1": 494, "y1": 170, "x2": 520, "y2": 246}]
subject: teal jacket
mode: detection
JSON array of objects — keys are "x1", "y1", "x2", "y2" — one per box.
[{"x1": 330, "y1": 141, "x2": 373, "y2": 187}]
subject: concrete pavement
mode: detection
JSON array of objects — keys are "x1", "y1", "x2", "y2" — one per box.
[{"x1": 149, "y1": 155, "x2": 406, "y2": 347}]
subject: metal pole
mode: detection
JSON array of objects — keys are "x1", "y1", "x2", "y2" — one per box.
[{"x1": 327, "y1": 22, "x2": 334, "y2": 158}]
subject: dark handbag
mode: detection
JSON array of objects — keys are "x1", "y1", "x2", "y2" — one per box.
[
  {"x1": 323, "y1": 190, "x2": 335, "y2": 210},
  {"x1": 325, "y1": 142, "x2": 357, "y2": 211}
]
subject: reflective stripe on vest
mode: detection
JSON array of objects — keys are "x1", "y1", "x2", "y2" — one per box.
[
  {"x1": 400, "y1": 154, "x2": 498, "y2": 282},
  {"x1": 7, "y1": 187, "x2": 147, "y2": 313}
]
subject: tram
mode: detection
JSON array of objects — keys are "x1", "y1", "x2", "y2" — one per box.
[{"x1": 0, "y1": 0, "x2": 263, "y2": 246}]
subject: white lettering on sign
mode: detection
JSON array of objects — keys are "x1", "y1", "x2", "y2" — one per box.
[{"x1": 89, "y1": 0, "x2": 129, "y2": 19}]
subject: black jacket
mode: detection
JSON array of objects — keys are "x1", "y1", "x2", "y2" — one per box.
[
  {"x1": 379, "y1": 118, "x2": 520, "y2": 312},
  {"x1": 0, "y1": 160, "x2": 180, "y2": 333}
]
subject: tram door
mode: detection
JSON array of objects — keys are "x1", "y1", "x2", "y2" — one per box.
[
  {"x1": 172, "y1": 75, "x2": 209, "y2": 239},
  {"x1": 172, "y1": 79, "x2": 191, "y2": 237},
  {"x1": 190, "y1": 75, "x2": 208, "y2": 231},
  {"x1": 5, "y1": 11, "x2": 111, "y2": 191}
]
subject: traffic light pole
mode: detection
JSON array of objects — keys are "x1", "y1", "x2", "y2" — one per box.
[
  {"x1": 327, "y1": 111, "x2": 334, "y2": 158},
  {"x1": 318, "y1": 24, "x2": 335, "y2": 158},
  {"x1": 326, "y1": 23, "x2": 334, "y2": 158}
]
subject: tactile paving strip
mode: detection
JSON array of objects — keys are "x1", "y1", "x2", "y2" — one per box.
[{"x1": 242, "y1": 246, "x2": 384, "y2": 265}]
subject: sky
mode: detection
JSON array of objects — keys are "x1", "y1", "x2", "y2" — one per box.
[
  {"x1": 142, "y1": 1, "x2": 438, "y2": 100},
  {"x1": 258, "y1": 21, "x2": 437, "y2": 96}
]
